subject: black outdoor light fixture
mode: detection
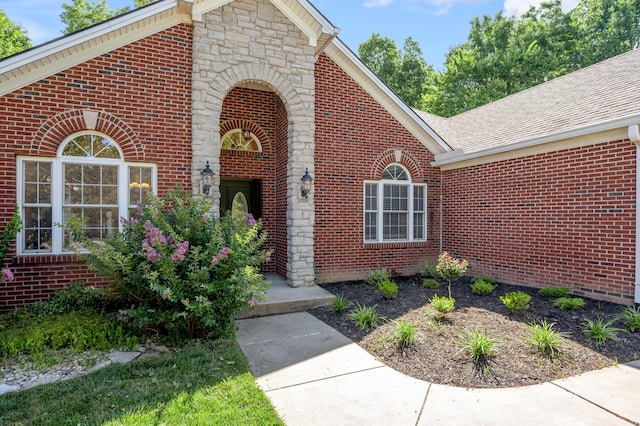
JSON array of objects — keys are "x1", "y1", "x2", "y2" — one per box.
[
  {"x1": 301, "y1": 167, "x2": 312, "y2": 198},
  {"x1": 201, "y1": 160, "x2": 214, "y2": 196},
  {"x1": 242, "y1": 127, "x2": 252, "y2": 142}
]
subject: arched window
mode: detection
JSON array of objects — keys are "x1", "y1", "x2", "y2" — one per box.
[
  {"x1": 221, "y1": 129, "x2": 262, "y2": 152},
  {"x1": 18, "y1": 132, "x2": 156, "y2": 254},
  {"x1": 364, "y1": 164, "x2": 426, "y2": 242}
]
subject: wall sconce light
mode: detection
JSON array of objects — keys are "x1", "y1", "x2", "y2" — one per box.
[
  {"x1": 301, "y1": 167, "x2": 313, "y2": 198},
  {"x1": 201, "y1": 160, "x2": 214, "y2": 196},
  {"x1": 242, "y1": 127, "x2": 252, "y2": 142}
]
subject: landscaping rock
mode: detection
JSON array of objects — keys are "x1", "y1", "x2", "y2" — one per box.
[
  {"x1": 0, "y1": 384, "x2": 19, "y2": 395},
  {"x1": 109, "y1": 351, "x2": 141, "y2": 364}
]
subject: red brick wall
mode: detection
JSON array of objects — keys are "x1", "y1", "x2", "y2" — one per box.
[
  {"x1": 0, "y1": 25, "x2": 193, "y2": 311},
  {"x1": 274, "y1": 95, "x2": 289, "y2": 277},
  {"x1": 220, "y1": 87, "x2": 289, "y2": 274},
  {"x1": 314, "y1": 54, "x2": 441, "y2": 282},
  {"x1": 442, "y1": 140, "x2": 636, "y2": 304}
]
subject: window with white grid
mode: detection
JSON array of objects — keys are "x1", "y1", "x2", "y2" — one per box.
[
  {"x1": 18, "y1": 132, "x2": 156, "y2": 254},
  {"x1": 364, "y1": 164, "x2": 426, "y2": 243}
]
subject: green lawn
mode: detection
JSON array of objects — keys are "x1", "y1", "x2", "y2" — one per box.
[{"x1": 0, "y1": 339, "x2": 284, "y2": 426}]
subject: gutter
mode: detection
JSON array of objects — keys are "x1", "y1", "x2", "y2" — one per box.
[
  {"x1": 630, "y1": 124, "x2": 640, "y2": 304},
  {"x1": 431, "y1": 113, "x2": 640, "y2": 167}
]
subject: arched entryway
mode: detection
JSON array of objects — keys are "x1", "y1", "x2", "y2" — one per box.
[
  {"x1": 218, "y1": 85, "x2": 289, "y2": 276},
  {"x1": 191, "y1": 62, "x2": 316, "y2": 288}
]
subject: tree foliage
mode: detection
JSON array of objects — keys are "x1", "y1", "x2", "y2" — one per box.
[
  {"x1": 61, "y1": 0, "x2": 154, "y2": 34},
  {"x1": 0, "y1": 10, "x2": 32, "y2": 59},
  {"x1": 359, "y1": 0, "x2": 640, "y2": 117},
  {"x1": 358, "y1": 33, "x2": 436, "y2": 109}
]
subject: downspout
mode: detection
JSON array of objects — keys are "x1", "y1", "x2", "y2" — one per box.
[
  {"x1": 629, "y1": 124, "x2": 640, "y2": 304},
  {"x1": 439, "y1": 169, "x2": 443, "y2": 254}
]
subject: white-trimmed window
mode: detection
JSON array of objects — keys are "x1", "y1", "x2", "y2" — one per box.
[
  {"x1": 18, "y1": 131, "x2": 156, "y2": 254},
  {"x1": 364, "y1": 164, "x2": 426, "y2": 243}
]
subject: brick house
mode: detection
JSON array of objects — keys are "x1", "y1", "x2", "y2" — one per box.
[{"x1": 0, "y1": 0, "x2": 638, "y2": 311}]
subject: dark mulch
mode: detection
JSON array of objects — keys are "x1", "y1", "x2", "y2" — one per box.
[{"x1": 308, "y1": 276, "x2": 640, "y2": 388}]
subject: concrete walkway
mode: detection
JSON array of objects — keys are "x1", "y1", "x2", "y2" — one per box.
[{"x1": 236, "y1": 312, "x2": 640, "y2": 426}]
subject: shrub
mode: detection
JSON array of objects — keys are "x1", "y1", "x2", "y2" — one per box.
[
  {"x1": 0, "y1": 311, "x2": 143, "y2": 357},
  {"x1": 422, "y1": 278, "x2": 440, "y2": 289},
  {"x1": 366, "y1": 268, "x2": 391, "y2": 288},
  {"x1": 0, "y1": 206, "x2": 21, "y2": 284},
  {"x1": 471, "y1": 275, "x2": 495, "y2": 285},
  {"x1": 470, "y1": 279, "x2": 495, "y2": 296},
  {"x1": 581, "y1": 317, "x2": 626, "y2": 346},
  {"x1": 615, "y1": 306, "x2": 640, "y2": 332},
  {"x1": 30, "y1": 282, "x2": 108, "y2": 316},
  {"x1": 346, "y1": 303, "x2": 385, "y2": 330},
  {"x1": 379, "y1": 280, "x2": 398, "y2": 300},
  {"x1": 525, "y1": 319, "x2": 565, "y2": 356},
  {"x1": 423, "y1": 264, "x2": 441, "y2": 279},
  {"x1": 500, "y1": 291, "x2": 531, "y2": 315},
  {"x1": 553, "y1": 297, "x2": 585, "y2": 310},
  {"x1": 436, "y1": 251, "x2": 468, "y2": 298},
  {"x1": 394, "y1": 320, "x2": 417, "y2": 350},
  {"x1": 330, "y1": 294, "x2": 351, "y2": 314},
  {"x1": 430, "y1": 294, "x2": 455, "y2": 317},
  {"x1": 459, "y1": 329, "x2": 496, "y2": 362},
  {"x1": 71, "y1": 189, "x2": 270, "y2": 339},
  {"x1": 538, "y1": 286, "x2": 572, "y2": 298}
]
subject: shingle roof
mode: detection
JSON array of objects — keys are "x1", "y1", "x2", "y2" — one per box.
[{"x1": 416, "y1": 48, "x2": 640, "y2": 154}]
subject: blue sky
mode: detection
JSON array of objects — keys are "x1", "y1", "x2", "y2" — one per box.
[{"x1": 0, "y1": 0, "x2": 578, "y2": 68}]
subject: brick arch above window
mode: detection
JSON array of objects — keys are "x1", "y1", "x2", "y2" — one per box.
[
  {"x1": 369, "y1": 149, "x2": 424, "y2": 181},
  {"x1": 219, "y1": 119, "x2": 272, "y2": 155},
  {"x1": 30, "y1": 110, "x2": 144, "y2": 161}
]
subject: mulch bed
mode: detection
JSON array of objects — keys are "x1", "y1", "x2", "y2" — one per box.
[{"x1": 308, "y1": 276, "x2": 640, "y2": 388}]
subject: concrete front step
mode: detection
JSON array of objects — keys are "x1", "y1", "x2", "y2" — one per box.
[{"x1": 237, "y1": 274, "x2": 335, "y2": 319}]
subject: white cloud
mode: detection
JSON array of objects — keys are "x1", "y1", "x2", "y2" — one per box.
[
  {"x1": 503, "y1": 0, "x2": 578, "y2": 16},
  {"x1": 363, "y1": 0, "x2": 397, "y2": 7}
]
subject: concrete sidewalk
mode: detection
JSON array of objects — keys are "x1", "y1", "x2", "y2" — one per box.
[{"x1": 236, "y1": 312, "x2": 640, "y2": 426}]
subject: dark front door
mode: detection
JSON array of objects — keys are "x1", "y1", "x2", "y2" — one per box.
[{"x1": 220, "y1": 179, "x2": 262, "y2": 219}]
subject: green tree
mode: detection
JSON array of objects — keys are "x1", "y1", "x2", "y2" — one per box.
[
  {"x1": 358, "y1": 33, "x2": 435, "y2": 109},
  {"x1": 358, "y1": 33, "x2": 400, "y2": 90},
  {"x1": 427, "y1": 1, "x2": 579, "y2": 116},
  {"x1": 61, "y1": 0, "x2": 154, "y2": 34},
  {"x1": 0, "y1": 10, "x2": 32, "y2": 58},
  {"x1": 572, "y1": 0, "x2": 640, "y2": 66},
  {"x1": 426, "y1": 0, "x2": 639, "y2": 117}
]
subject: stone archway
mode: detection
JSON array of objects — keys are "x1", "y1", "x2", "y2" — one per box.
[{"x1": 192, "y1": 63, "x2": 315, "y2": 287}]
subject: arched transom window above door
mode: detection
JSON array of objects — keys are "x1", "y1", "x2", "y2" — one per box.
[{"x1": 221, "y1": 128, "x2": 262, "y2": 152}]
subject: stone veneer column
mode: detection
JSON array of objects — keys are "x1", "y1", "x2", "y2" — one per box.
[{"x1": 191, "y1": 0, "x2": 315, "y2": 287}]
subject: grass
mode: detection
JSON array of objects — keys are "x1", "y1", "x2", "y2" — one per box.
[
  {"x1": 393, "y1": 320, "x2": 417, "y2": 350},
  {"x1": 346, "y1": 303, "x2": 386, "y2": 330},
  {"x1": 581, "y1": 317, "x2": 626, "y2": 346},
  {"x1": 0, "y1": 339, "x2": 283, "y2": 425},
  {"x1": 615, "y1": 305, "x2": 640, "y2": 332},
  {"x1": 459, "y1": 329, "x2": 497, "y2": 362},
  {"x1": 330, "y1": 294, "x2": 351, "y2": 314},
  {"x1": 525, "y1": 319, "x2": 565, "y2": 356}
]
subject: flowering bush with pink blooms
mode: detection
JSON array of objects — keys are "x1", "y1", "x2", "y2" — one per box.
[
  {"x1": 0, "y1": 206, "x2": 21, "y2": 283},
  {"x1": 77, "y1": 190, "x2": 270, "y2": 339}
]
